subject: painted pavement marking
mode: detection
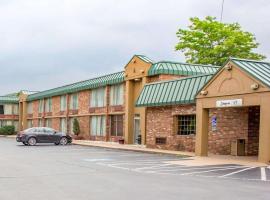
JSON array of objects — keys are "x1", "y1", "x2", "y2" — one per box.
[
  {"x1": 220, "y1": 167, "x2": 256, "y2": 178},
  {"x1": 261, "y1": 167, "x2": 267, "y2": 181}
]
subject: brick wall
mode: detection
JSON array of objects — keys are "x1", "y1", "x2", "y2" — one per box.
[
  {"x1": 146, "y1": 105, "x2": 196, "y2": 152},
  {"x1": 208, "y1": 107, "x2": 249, "y2": 155},
  {"x1": 247, "y1": 106, "x2": 260, "y2": 155},
  {"x1": 146, "y1": 105, "x2": 260, "y2": 155}
]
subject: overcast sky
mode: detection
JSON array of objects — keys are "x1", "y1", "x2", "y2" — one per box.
[{"x1": 0, "y1": 0, "x2": 269, "y2": 95}]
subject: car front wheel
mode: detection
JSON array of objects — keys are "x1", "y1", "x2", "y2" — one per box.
[
  {"x1": 27, "y1": 137, "x2": 37, "y2": 146},
  {"x1": 59, "y1": 137, "x2": 68, "y2": 145}
]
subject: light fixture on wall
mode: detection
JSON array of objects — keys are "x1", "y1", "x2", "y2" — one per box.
[
  {"x1": 134, "y1": 78, "x2": 141, "y2": 82},
  {"x1": 251, "y1": 83, "x2": 259, "y2": 90},
  {"x1": 200, "y1": 90, "x2": 208, "y2": 95},
  {"x1": 225, "y1": 64, "x2": 232, "y2": 71}
]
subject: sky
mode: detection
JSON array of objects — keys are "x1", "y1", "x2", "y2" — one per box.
[{"x1": 0, "y1": 0, "x2": 269, "y2": 95}]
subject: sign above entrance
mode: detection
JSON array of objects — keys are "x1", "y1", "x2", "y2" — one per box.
[{"x1": 216, "y1": 99, "x2": 243, "y2": 108}]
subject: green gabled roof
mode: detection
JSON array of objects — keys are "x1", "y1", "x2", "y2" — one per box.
[
  {"x1": 136, "y1": 73, "x2": 213, "y2": 107},
  {"x1": 148, "y1": 61, "x2": 219, "y2": 76},
  {"x1": 27, "y1": 71, "x2": 125, "y2": 101},
  {"x1": 0, "y1": 96, "x2": 19, "y2": 104},
  {"x1": 136, "y1": 55, "x2": 154, "y2": 63},
  {"x1": 230, "y1": 58, "x2": 270, "y2": 88}
]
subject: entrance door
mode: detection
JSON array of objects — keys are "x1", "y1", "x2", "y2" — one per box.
[{"x1": 134, "y1": 114, "x2": 140, "y2": 144}]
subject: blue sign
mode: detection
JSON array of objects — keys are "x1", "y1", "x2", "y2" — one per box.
[{"x1": 211, "y1": 116, "x2": 217, "y2": 131}]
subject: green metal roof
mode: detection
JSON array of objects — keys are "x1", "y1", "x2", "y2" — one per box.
[
  {"x1": 0, "y1": 96, "x2": 19, "y2": 104},
  {"x1": 148, "y1": 61, "x2": 219, "y2": 76},
  {"x1": 27, "y1": 71, "x2": 125, "y2": 101},
  {"x1": 230, "y1": 58, "x2": 270, "y2": 88},
  {"x1": 136, "y1": 74, "x2": 213, "y2": 107},
  {"x1": 136, "y1": 55, "x2": 154, "y2": 63}
]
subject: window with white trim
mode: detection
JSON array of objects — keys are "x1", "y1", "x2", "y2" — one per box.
[
  {"x1": 45, "y1": 119, "x2": 52, "y2": 128},
  {"x1": 45, "y1": 98, "x2": 52, "y2": 112},
  {"x1": 69, "y1": 93, "x2": 78, "y2": 110},
  {"x1": 90, "y1": 116, "x2": 106, "y2": 136},
  {"x1": 27, "y1": 120, "x2": 33, "y2": 128},
  {"x1": 38, "y1": 100, "x2": 44, "y2": 113},
  {"x1": 60, "y1": 118, "x2": 67, "y2": 133},
  {"x1": 38, "y1": 119, "x2": 43, "y2": 127},
  {"x1": 90, "y1": 87, "x2": 106, "y2": 107},
  {"x1": 60, "y1": 95, "x2": 67, "y2": 111},
  {"x1": 110, "y1": 84, "x2": 123, "y2": 105},
  {"x1": 4, "y1": 104, "x2": 13, "y2": 115},
  {"x1": 110, "y1": 115, "x2": 123, "y2": 136},
  {"x1": 13, "y1": 104, "x2": 19, "y2": 115},
  {"x1": 27, "y1": 102, "x2": 33, "y2": 114}
]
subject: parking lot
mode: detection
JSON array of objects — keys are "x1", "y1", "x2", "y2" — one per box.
[{"x1": 0, "y1": 138, "x2": 269, "y2": 200}]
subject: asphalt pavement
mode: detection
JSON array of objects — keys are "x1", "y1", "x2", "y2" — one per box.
[{"x1": 0, "y1": 138, "x2": 269, "y2": 200}]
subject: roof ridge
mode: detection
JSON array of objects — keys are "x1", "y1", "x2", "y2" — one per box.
[
  {"x1": 145, "y1": 73, "x2": 214, "y2": 86},
  {"x1": 230, "y1": 57, "x2": 270, "y2": 64},
  {"x1": 154, "y1": 61, "x2": 220, "y2": 68},
  {"x1": 28, "y1": 71, "x2": 124, "y2": 97}
]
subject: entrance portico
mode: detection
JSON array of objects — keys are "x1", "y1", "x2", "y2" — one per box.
[{"x1": 196, "y1": 58, "x2": 270, "y2": 164}]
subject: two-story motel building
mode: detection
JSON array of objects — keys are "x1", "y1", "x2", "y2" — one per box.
[{"x1": 1, "y1": 55, "x2": 270, "y2": 163}]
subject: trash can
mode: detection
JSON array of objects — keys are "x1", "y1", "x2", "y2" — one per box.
[{"x1": 231, "y1": 139, "x2": 245, "y2": 156}]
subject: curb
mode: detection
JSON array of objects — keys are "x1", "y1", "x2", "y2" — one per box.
[{"x1": 72, "y1": 141, "x2": 191, "y2": 157}]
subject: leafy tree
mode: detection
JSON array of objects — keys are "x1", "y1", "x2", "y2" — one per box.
[
  {"x1": 175, "y1": 16, "x2": 266, "y2": 66},
  {"x1": 73, "y1": 118, "x2": 80, "y2": 136}
]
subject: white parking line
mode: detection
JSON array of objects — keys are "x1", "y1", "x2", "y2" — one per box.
[
  {"x1": 135, "y1": 164, "x2": 173, "y2": 171},
  {"x1": 153, "y1": 165, "x2": 240, "y2": 172},
  {"x1": 261, "y1": 167, "x2": 267, "y2": 181},
  {"x1": 180, "y1": 166, "x2": 246, "y2": 176},
  {"x1": 220, "y1": 167, "x2": 256, "y2": 178}
]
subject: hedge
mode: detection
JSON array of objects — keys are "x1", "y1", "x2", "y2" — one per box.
[{"x1": 0, "y1": 125, "x2": 16, "y2": 135}]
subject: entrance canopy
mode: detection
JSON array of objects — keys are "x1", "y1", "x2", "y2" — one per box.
[{"x1": 196, "y1": 58, "x2": 270, "y2": 164}]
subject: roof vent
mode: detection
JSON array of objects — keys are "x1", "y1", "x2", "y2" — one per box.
[
  {"x1": 200, "y1": 90, "x2": 208, "y2": 96},
  {"x1": 251, "y1": 83, "x2": 259, "y2": 90}
]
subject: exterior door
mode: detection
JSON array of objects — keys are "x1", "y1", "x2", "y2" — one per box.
[{"x1": 134, "y1": 115, "x2": 140, "y2": 144}]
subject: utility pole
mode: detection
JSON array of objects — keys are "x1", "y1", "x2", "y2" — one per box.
[{"x1": 220, "y1": 0, "x2": 225, "y2": 22}]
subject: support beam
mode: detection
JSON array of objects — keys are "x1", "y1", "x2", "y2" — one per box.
[
  {"x1": 125, "y1": 80, "x2": 134, "y2": 144},
  {"x1": 195, "y1": 100, "x2": 209, "y2": 156},
  {"x1": 258, "y1": 97, "x2": 270, "y2": 164}
]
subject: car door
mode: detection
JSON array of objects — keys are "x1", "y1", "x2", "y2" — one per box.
[
  {"x1": 37, "y1": 128, "x2": 50, "y2": 143},
  {"x1": 46, "y1": 128, "x2": 59, "y2": 143}
]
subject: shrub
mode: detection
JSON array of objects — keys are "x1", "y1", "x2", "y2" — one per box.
[
  {"x1": 0, "y1": 125, "x2": 16, "y2": 135},
  {"x1": 72, "y1": 118, "x2": 80, "y2": 136}
]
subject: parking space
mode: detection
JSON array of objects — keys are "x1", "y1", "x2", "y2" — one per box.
[
  {"x1": 1, "y1": 138, "x2": 270, "y2": 200},
  {"x1": 83, "y1": 153, "x2": 270, "y2": 182}
]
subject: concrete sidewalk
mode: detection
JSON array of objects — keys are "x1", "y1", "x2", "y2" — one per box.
[
  {"x1": 73, "y1": 139, "x2": 194, "y2": 157},
  {"x1": 73, "y1": 140, "x2": 268, "y2": 167}
]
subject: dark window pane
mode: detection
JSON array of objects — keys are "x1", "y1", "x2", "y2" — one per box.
[
  {"x1": 0, "y1": 105, "x2": 4, "y2": 114},
  {"x1": 177, "y1": 115, "x2": 196, "y2": 135}
]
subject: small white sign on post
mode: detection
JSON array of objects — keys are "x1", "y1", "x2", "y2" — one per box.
[{"x1": 216, "y1": 99, "x2": 243, "y2": 107}]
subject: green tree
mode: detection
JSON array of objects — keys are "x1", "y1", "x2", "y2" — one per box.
[
  {"x1": 73, "y1": 118, "x2": 80, "y2": 136},
  {"x1": 175, "y1": 16, "x2": 265, "y2": 66}
]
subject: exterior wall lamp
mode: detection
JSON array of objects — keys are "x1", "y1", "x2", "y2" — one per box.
[
  {"x1": 200, "y1": 90, "x2": 208, "y2": 96},
  {"x1": 251, "y1": 83, "x2": 259, "y2": 90}
]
